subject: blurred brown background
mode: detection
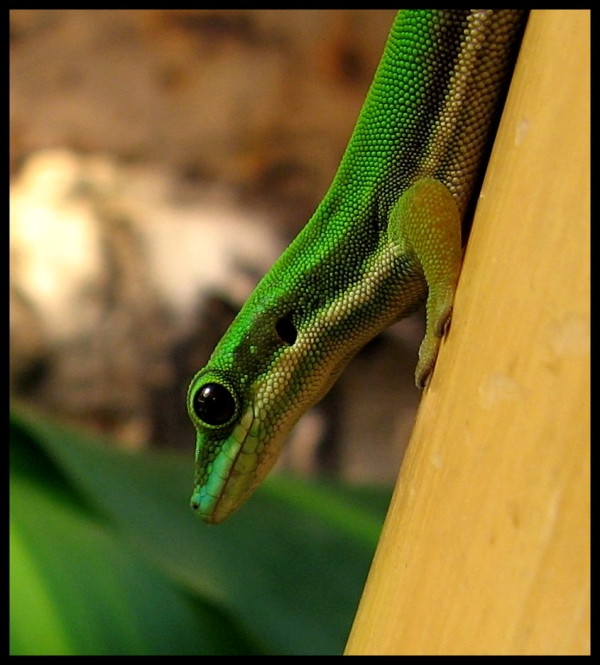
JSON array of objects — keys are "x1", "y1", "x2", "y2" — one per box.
[{"x1": 10, "y1": 9, "x2": 420, "y2": 483}]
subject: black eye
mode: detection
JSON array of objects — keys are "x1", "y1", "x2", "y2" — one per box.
[
  {"x1": 275, "y1": 315, "x2": 297, "y2": 345},
  {"x1": 192, "y1": 383, "x2": 236, "y2": 426}
]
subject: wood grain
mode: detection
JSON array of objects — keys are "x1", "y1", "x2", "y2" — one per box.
[{"x1": 345, "y1": 10, "x2": 590, "y2": 655}]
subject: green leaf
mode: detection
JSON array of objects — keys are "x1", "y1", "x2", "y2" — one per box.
[{"x1": 10, "y1": 404, "x2": 392, "y2": 654}]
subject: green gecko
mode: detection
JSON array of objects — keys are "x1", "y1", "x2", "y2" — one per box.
[{"x1": 187, "y1": 10, "x2": 528, "y2": 523}]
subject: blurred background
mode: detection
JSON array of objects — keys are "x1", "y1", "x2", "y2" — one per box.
[
  {"x1": 9, "y1": 9, "x2": 431, "y2": 655},
  {"x1": 10, "y1": 8, "x2": 420, "y2": 485}
]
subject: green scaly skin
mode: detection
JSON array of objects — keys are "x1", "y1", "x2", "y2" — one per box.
[{"x1": 187, "y1": 10, "x2": 528, "y2": 523}]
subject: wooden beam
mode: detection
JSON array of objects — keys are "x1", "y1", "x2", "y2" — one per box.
[{"x1": 345, "y1": 10, "x2": 590, "y2": 655}]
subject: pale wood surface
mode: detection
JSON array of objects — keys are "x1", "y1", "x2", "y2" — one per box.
[{"x1": 345, "y1": 10, "x2": 590, "y2": 655}]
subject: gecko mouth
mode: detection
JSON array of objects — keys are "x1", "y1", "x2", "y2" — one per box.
[{"x1": 191, "y1": 405, "x2": 261, "y2": 524}]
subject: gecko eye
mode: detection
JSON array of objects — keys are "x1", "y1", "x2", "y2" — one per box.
[
  {"x1": 275, "y1": 315, "x2": 297, "y2": 345},
  {"x1": 192, "y1": 383, "x2": 236, "y2": 426}
]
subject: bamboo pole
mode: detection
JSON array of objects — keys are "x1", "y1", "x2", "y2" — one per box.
[{"x1": 345, "y1": 10, "x2": 590, "y2": 655}]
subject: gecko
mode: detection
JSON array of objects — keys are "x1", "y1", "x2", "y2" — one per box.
[{"x1": 187, "y1": 10, "x2": 528, "y2": 523}]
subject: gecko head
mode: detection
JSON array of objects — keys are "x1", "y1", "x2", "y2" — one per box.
[
  {"x1": 187, "y1": 368, "x2": 288, "y2": 524},
  {"x1": 186, "y1": 299, "x2": 361, "y2": 524}
]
